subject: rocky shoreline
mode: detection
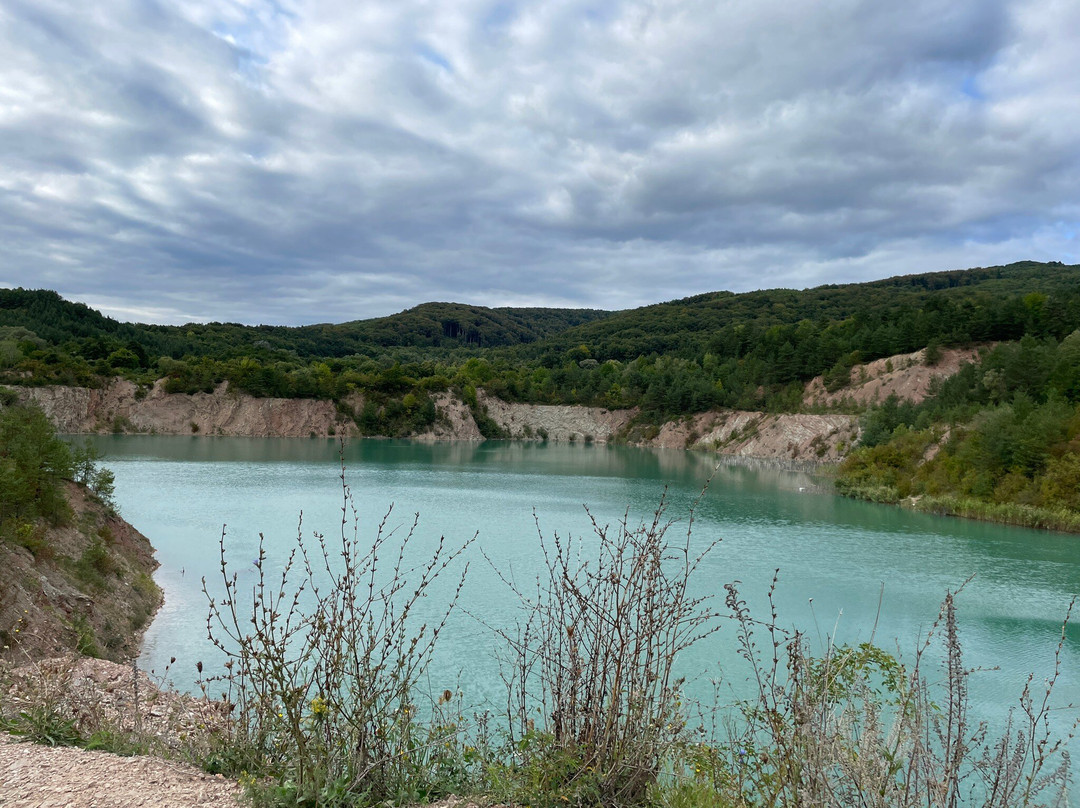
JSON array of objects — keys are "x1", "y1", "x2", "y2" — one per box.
[
  {"x1": 11, "y1": 346, "x2": 981, "y2": 466},
  {"x1": 13, "y1": 380, "x2": 860, "y2": 465}
]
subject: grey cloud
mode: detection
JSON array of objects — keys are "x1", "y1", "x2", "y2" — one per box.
[{"x1": 0, "y1": 0, "x2": 1077, "y2": 325}]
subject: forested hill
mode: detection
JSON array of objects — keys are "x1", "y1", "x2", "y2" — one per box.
[
  {"x1": 2, "y1": 260, "x2": 1079, "y2": 427},
  {"x1": 514, "y1": 260, "x2": 1080, "y2": 362},
  {"x1": 0, "y1": 293, "x2": 611, "y2": 359},
  {"x1": 4, "y1": 260, "x2": 1078, "y2": 366}
]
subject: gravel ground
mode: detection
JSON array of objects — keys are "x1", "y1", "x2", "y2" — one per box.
[{"x1": 0, "y1": 732, "x2": 243, "y2": 807}]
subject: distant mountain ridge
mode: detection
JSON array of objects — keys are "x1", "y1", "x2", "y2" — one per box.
[
  {"x1": 0, "y1": 292, "x2": 613, "y2": 358},
  {"x1": 3, "y1": 260, "x2": 1077, "y2": 363}
]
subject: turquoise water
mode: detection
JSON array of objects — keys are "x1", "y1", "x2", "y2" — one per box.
[{"x1": 88, "y1": 436, "x2": 1080, "y2": 756}]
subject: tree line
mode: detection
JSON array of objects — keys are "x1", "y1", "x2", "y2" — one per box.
[{"x1": 2, "y1": 260, "x2": 1080, "y2": 438}]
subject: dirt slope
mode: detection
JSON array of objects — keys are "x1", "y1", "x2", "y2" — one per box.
[
  {"x1": 642, "y1": 410, "x2": 859, "y2": 462},
  {"x1": 0, "y1": 483, "x2": 161, "y2": 664},
  {"x1": 803, "y1": 346, "x2": 982, "y2": 408},
  {"x1": 414, "y1": 392, "x2": 485, "y2": 441}
]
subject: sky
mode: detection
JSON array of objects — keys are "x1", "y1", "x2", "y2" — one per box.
[{"x1": 1, "y1": 0, "x2": 1079, "y2": 326}]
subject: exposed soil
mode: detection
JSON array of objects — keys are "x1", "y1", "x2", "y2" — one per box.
[
  {"x1": 0, "y1": 483, "x2": 161, "y2": 665},
  {"x1": 2, "y1": 657, "x2": 230, "y2": 747},
  {"x1": 415, "y1": 392, "x2": 484, "y2": 441},
  {"x1": 0, "y1": 656, "x2": 240, "y2": 808},
  {"x1": 802, "y1": 346, "x2": 983, "y2": 408},
  {"x1": 646, "y1": 410, "x2": 860, "y2": 462}
]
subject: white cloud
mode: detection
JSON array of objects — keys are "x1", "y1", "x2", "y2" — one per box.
[{"x1": 0, "y1": 0, "x2": 1076, "y2": 325}]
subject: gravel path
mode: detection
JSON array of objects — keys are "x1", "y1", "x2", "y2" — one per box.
[{"x1": 0, "y1": 733, "x2": 243, "y2": 808}]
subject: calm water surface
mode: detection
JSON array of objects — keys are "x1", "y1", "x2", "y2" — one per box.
[{"x1": 89, "y1": 436, "x2": 1080, "y2": 754}]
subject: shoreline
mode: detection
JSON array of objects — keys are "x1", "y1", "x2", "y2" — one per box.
[{"x1": 23, "y1": 380, "x2": 1080, "y2": 535}]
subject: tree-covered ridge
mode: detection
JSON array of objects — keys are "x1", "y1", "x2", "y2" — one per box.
[
  {"x1": 0, "y1": 291, "x2": 611, "y2": 358},
  {"x1": 836, "y1": 335, "x2": 1080, "y2": 530},
  {"x1": 2, "y1": 260, "x2": 1080, "y2": 425},
  {"x1": 518, "y1": 260, "x2": 1080, "y2": 361}
]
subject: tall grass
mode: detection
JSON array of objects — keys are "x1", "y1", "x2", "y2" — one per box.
[{"x1": 914, "y1": 496, "x2": 1080, "y2": 533}]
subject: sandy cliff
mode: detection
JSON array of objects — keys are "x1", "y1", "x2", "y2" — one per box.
[
  {"x1": 644, "y1": 410, "x2": 859, "y2": 462},
  {"x1": 414, "y1": 392, "x2": 485, "y2": 441},
  {"x1": 12, "y1": 380, "x2": 854, "y2": 462},
  {"x1": 16, "y1": 379, "x2": 357, "y2": 438},
  {"x1": 479, "y1": 392, "x2": 637, "y2": 443},
  {"x1": 12, "y1": 345, "x2": 982, "y2": 463},
  {"x1": 802, "y1": 346, "x2": 982, "y2": 408}
]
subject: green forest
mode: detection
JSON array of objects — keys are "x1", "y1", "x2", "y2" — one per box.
[
  {"x1": 3, "y1": 259, "x2": 1080, "y2": 528},
  {"x1": 835, "y1": 335, "x2": 1080, "y2": 530},
  {"x1": 0, "y1": 400, "x2": 115, "y2": 545}
]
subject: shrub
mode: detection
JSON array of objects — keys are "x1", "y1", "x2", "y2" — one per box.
[
  {"x1": 203, "y1": 453, "x2": 474, "y2": 805},
  {"x1": 490, "y1": 494, "x2": 721, "y2": 806},
  {"x1": 708, "y1": 577, "x2": 1074, "y2": 808},
  {"x1": 0, "y1": 405, "x2": 75, "y2": 532},
  {"x1": 74, "y1": 538, "x2": 114, "y2": 590}
]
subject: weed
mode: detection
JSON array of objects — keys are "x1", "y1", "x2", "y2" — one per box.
[
  {"x1": 705, "y1": 575, "x2": 1075, "y2": 807},
  {"x1": 488, "y1": 491, "x2": 722, "y2": 806},
  {"x1": 202, "y1": 446, "x2": 474, "y2": 805},
  {"x1": 74, "y1": 537, "x2": 115, "y2": 590},
  {"x1": 72, "y1": 615, "x2": 102, "y2": 658},
  {"x1": 9, "y1": 706, "x2": 83, "y2": 747}
]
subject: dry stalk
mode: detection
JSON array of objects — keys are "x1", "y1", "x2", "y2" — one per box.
[
  {"x1": 717, "y1": 576, "x2": 1075, "y2": 808},
  {"x1": 491, "y1": 490, "x2": 722, "y2": 805},
  {"x1": 203, "y1": 444, "x2": 474, "y2": 803}
]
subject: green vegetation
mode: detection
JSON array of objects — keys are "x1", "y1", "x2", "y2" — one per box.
[
  {"x1": 0, "y1": 403, "x2": 115, "y2": 544},
  {"x1": 0, "y1": 404, "x2": 77, "y2": 536},
  {"x1": 837, "y1": 334, "x2": 1080, "y2": 531},
  {"x1": 3, "y1": 261, "x2": 1080, "y2": 421},
  {"x1": 0, "y1": 401, "x2": 154, "y2": 663}
]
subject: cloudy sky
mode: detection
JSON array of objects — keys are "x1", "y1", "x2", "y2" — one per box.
[{"x1": 2, "y1": 0, "x2": 1078, "y2": 325}]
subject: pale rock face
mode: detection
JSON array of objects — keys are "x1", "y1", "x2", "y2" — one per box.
[
  {"x1": 15, "y1": 342, "x2": 978, "y2": 461},
  {"x1": 15, "y1": 379, "x2": 356, "y2": 438},
  {"x1": 478, "y1": 391, "x2": 636, "y2": 443},
  {"x1": 413, "y1": 392, "x2": 484, "y2": 441},
  {"x1": 802, "y1": 346, "x2": 983, "y2": 408},
  {"x1": 13, "y1": 381, "x2": 854, "y2": 461},
  {"x1": 642, "y1": 410, "x2": 859, "y2": 462}
]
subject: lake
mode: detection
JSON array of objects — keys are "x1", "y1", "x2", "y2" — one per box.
[{"x1": 88, "y1": 435, "x2": 1080, "y2": 760}]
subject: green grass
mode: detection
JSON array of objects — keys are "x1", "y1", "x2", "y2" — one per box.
[{"x1": 913, "y1": 495, "x2": 1080, "y2": 532}]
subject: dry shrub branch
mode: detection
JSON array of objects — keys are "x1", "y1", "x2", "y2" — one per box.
[
  {"x1": 489, "y1": 491, "x2": 722, "y2": 806},
  {"x1": 202, "y1": 452, "x2": 474, "y2": 805},
  {"x1": 705, "y1": 577, "x2": 1076, "y2": 808}
]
